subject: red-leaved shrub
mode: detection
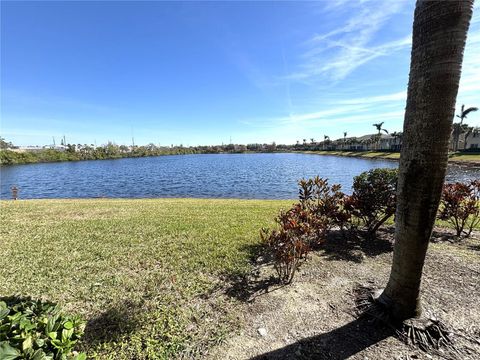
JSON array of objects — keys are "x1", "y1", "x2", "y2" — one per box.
[
  {"x1": 262, "y1": 177, "x2": 346, "y2": 283},
  {"x1": 438, "y1": 180, "x2": 480, "y2": 237}
]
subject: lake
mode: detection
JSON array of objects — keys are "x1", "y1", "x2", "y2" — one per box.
[{"x1": 1, "y1": 153, "x2": 479, "y2": 199}]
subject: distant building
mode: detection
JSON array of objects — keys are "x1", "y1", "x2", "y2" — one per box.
[
  {"x1": 11, "y1": 146, "x2": 44, "y2": 153},
  {"x1": 44, "y1": 145, "x2": 67, "y2": 151},
  {"x1": 321, "y1": 134, "x2": 396, "y2": 151},
  {"x1": 452, "y1": 127, "x2": 480, "y2": 150},
  {"x1": 465, "y1": 127, "x2": 480, "y2": 150}
]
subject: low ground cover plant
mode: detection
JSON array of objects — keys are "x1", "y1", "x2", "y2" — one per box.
[
  {"x1": 0, "y1": 296, "x2": 85, "y2": 360},
  {"x1": 438, "y1": 179, "x2": 480, "y2": 237}
]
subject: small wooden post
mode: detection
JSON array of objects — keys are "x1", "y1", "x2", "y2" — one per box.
[{"x1": 11, "y1": 186, "x2": 18, "y2": 200}]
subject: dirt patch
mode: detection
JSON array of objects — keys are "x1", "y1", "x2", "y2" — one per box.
[{"x1": 209, "y1": 229, "x2": 480, "y2": 360}]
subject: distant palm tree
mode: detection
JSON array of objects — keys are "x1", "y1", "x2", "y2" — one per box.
[
  {"x1": 453, "y1": 104, "x2": 478, "y2": 150},
  {"x1": 347, "y1": 137, "x2": 357, "y2": 148},
  {"x1": 463, "y1": 126, "x2": 475, "y2": 150},
  {"x1": 390, "y1": 131, "x2": 403, "y2": 151},
  {"x1": 310, "y1": 138, "x2": 315, "y2": 145},
  {"x1": 373, "y1": 121, "x2": 389, "y2": 135},
  {"x1": 372, "y1": 122, "x2": 389, "y2": 150},
  {"x1": 323, "y1": 135, "x2": 330, "y2": 150},
  {"x1": 303, "y1": 139, "x2": 307, "y2": 146},
  {"x1": 457, "y1": 104, "x2": 478, "y2": 122},
  {"x1": 343, "y1": 132, "x2": 347, "y2": 150}
]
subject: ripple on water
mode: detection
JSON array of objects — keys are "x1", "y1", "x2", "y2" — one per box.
[{"x1": 1, "y1": 153, "x2": 478, "y2": 199}]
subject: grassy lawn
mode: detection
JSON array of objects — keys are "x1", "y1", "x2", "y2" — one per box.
[
  {"x1": 304, "y1": 150, "x2": 480, "y2": 163},
  {"x1": 1, "y1": 198, "x2": 478, "y2": 359},
  {"x1": 303, "y1": 150, "x2": 401, "y2": 160},
  {"x1": 449, "y1": 152, "x2": 480, "y2": 162},
  {"x1": 0, "y1": 198, "x2": 291, "y2": 359}
]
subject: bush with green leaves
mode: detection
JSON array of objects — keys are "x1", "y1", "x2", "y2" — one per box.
[
  {"x1": 344, "y1": 168, "x2": 398, "y2": 238},
  {"x1": 0, "y1": 296, "x2": 85, "y2": 360}
]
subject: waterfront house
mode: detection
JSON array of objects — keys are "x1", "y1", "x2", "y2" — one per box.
[{"x1": 465, "y1": 127, "x2": 480, "y2": 150}]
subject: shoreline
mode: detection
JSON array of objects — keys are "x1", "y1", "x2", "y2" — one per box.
[
  {"x1": 2, "y1": 149, "x2": 480, "y2": 166},
  {"x1": 300, "y1": 150, "x2": 480, "y2": 167}
]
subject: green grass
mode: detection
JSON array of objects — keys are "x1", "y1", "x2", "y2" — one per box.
[
  {"x1": 303, "y1": 150, "x2": 401, "y2": 160},
  {"x1": 449, "y1": 153, "x2": 480, "y2": 162},
  {"x1": 304, "y1": 150, "x2": 480, "y2": 163},
  {"x1": 0, "y1": 198, "x2": 291, "y2": 359},
  {"x1": 1, "y1": 198, "x2": 477, "y2": 358}
]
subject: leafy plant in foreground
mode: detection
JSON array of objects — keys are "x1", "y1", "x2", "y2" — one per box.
[
  {"x1": 344, "y1": 168, "x2": 398, "y2": 239},
  {"x1": 0, "y1": 296, "x2": 85, "y2": 360},
  {"x1": 261, "y1": 205, "x2": 315, "y2": 284},
  {"x1": 262, "y1": 177, "x2": 346, "y2": 283},
  {"x1": 298, "y1": 176, "x2": 350, "y2": 235},
  {"x1": 438, "y1": 180, "x2": 480, "y2": 237}
]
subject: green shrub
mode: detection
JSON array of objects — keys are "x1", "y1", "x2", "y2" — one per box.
[
  {"x1": 344, "y1": 168, "x2": 398, "y2": 238},
  {"x1": 0, "y1": 296, "x2": 85, "y2": 360},
  {"x1": 0, "y1": 151, "x2": 38, "y2": 165}
]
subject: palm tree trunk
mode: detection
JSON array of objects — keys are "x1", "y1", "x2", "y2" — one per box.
[{"x1": 378, "y1": 0, "x2": 473, "y2": 321}]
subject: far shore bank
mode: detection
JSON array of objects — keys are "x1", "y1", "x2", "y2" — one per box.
[
  {"x1": 300, "y1": 150, "x2": 480, "y2": 166},
  {"x1": 2, "y1": 149, "x2": 480, "y2": 166}
]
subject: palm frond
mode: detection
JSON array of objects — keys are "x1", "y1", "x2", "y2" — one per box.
[{"x1": 462, "y1": 107, "x2": 478, "y2": 117}]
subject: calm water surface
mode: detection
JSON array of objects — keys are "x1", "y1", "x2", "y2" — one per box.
[{"x1": 1, "y1": 153, "x2": 478, "y2": 199}]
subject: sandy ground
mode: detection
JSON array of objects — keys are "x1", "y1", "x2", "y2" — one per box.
[{"x1": 209, "y1": 228, "x2": 480, "y2": 360}]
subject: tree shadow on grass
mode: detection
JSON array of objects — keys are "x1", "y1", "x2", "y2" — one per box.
[
  {"x1": 249, "y1": 316, "x2": 395, "y2": 360},
  {"x1": 81, "y1": 300, "x2": 143, "y2": 347},
  {"x1": 222, "y1": 243, "x2": 286, "y2": 303},
  {"x1": 467, "y1": 243, "x2": 480, "y2": 251},
  {"x1": 430, "y1": 228, "x2": 458, "y2": 243},
  {"x1": 223, "y1": 231, "x2": 394, "y2": 302},
  {"x1": 320, "y1": 228, "x2": 394, "y2": 263}
]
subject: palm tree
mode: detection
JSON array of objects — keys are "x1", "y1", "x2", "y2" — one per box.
[
  {"x1": 390, "y1": 131, "x2": 403, "y2": 151},
  {"x1": 343, "y1": 131, "x2": 347, "y2": 150},
  {"x1": 310, "y1": 138, "x2": 315, "y2": 145},
  {"x1": 372, "y1": 122, "x2": 389, "y2": 150},
  {"x1": 362, "y1": 137, "x2": 374, "y2": 151},
  {"x1": 378, "y1": 0, "x2": 473, "y2": 321},
  {"x1": 323, "y1": 135, "x2": 330, "y2": 150},
  {"x1": 302, "y1": 139, "x2": 307, "y2": 146},
  {"x1": 463, "y1": 126, "x2": 475, "y2": 150},
  {"x1": 453, "y1": 104, "x2": 478, "y2": 150}
]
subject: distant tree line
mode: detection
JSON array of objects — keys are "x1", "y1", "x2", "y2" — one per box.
[{"x1": 0, "y1": 139, "x2": 284, "y2": 165}]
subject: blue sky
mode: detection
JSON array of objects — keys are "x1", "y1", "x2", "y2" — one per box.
[{"x1": 1, "y1": 0, "x2": 480, "y2": 147}]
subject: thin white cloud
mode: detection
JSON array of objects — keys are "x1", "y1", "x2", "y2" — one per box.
[
  {"x1": 281, "y1": 47, "x2": 293, "y2": 115},
  {"x1": 2, "y1": 90, "x2": 116, "y2": 113},
  {"x1": 336, "y1": 91, "x2": 406, "y2": 105},
  {"x1": 289, "y1": 1, "x2": 410, "y2": 82}
]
